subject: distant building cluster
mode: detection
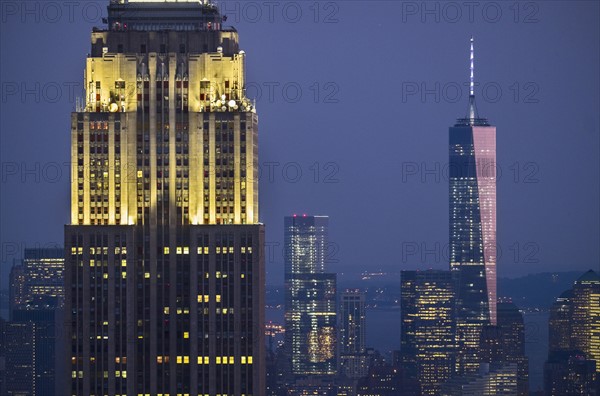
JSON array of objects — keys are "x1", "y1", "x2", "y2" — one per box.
[{"x1": 1, "y1": 248, "x2": 65, "y2": 396}]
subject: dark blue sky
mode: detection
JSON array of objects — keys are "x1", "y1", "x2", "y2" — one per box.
[{"x1": 1, "y1": 1, "x2": 599, "y2": 287}]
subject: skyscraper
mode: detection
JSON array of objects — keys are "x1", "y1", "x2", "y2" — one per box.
[
  {"x1": 5, "y1": 248, "x2": 65, "y2": 396},
  {"x1": 9, "y1": 248, "x2": 64, "y2": 316},
  {"x1": 2, "y1": 310, "x2": 58, "y2": 396},
  {"x1": 544, "y1": 270, "x2": 600, "y2": 394},
  {"x1": 400, "y1": 270, "x2": 457, "y2": 395},
  {"x1": 339, "y1": 290, "x2": 369, "y2": 380},
  {"x1": 571, "y1": 270, "x2": 600, "y2": 369},
  {"x1": 479, "y1": 302, "x2": 529, "y2": 395},
  {"x1": 64, "y1": 1, "x2": 265, "y2": 395},
  {"x1": 548, "y1": 289, "x2": 574, "y2": 352},
  {"x1": 449, "y1": 37, "x2": 497, "y2": 374},
  {"x1": 284, "y1": 215, "x2": 337, "y2": 378}
]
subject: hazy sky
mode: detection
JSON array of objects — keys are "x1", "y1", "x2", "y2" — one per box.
[{"x1": 1, "y1": 0, "x2": 599, "y2": 287}]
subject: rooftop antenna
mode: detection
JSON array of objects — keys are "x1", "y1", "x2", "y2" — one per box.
[
  {"x1": 470, "y1": 36, "x2": 475, "y2": 97},
  {"x1": 467, "y1": 36, "x2": 478, "y2": 124}
]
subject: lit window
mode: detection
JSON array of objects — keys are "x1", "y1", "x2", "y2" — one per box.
[{"x1": 199, "y1": 356, "x2": 209, "y2": 364}]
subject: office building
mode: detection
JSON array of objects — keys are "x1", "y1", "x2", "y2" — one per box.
[
  {"x1": 284, "y1": 215, "x2": 337, "y2": 376},
  {"x1": 9, "y1": 248, "x2": 64, "y2": 317},
  {"x1": 449, "y1": 37, "x2": 497, "y2": 374},
  {"x1": 339, "y1": 290, "x2": 369, "y2": 380},
  {"x1": 400, "y1": 270, "x2": 457, "y2": 395}
]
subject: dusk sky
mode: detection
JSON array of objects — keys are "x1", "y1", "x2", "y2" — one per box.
[{"x1": 1, "y1": 0, "x2": 599, "y2": 287}]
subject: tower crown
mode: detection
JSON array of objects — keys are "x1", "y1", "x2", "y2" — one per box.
[{"x1": 107, "y1": 0, "x2": 224, "y2": 32}]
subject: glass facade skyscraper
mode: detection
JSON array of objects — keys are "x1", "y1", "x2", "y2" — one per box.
[
  {"x1": 64, "y1": 1, "x2": 265, "y2": 395},
  {"x1": 284, "y1": 215, "x2": 337, "y2": 377},
  {"x1": 339, "y1": 289, "x2": 369, "y2": 380},
  {"x1": 400, "y1": 270, "x2": 457, "y2": 395},
  {"x1": 449, "y1": 37, "x2": 497, "y2": 374}
]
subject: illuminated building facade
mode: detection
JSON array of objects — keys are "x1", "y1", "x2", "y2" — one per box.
[
  {"x1": 570, "y1": 270, "x2": 600, "y2": 370},
  {"x1": 8, "y1": 264, "x2": 25, "y2": 319},
  {"x1": 2, "y1": 310, "x2": 58, "y2": 396},
  {"x1": 5, "y1": 249, "x2": 64, "y2": 396},
  {"x1": 356, "y1": 364, "x2": 418, "y2": 396},
  {"x1": 64, "y1": 1, "x2": 265, "y2": 395},
  {"x1": 548, "y1": 289, "x2": 574, "y2": 352},
  {"x1": 544, "y1": 352, "x2": 597, "y2": 395},
  {"x1": 544, "y1": 270, "x2": 600, "y2": 394},
  {"x1": 440, "y1": 362, "x2": 517, "y2": 396},
  {"x1": 9, "y1": 248, "x2": 64, "y2": 316},
  {"x1": 479, "y1": 302, "x2": 529, "y2": 395},
  {"x1": 339, "y1": 290, "x2": 366, "y2": 355},
  {"x1": 284, "y1": 215, "x2": 337, "y2": 376},
  {"x1": 449, "y1": 37, "x2": 497, "y2": 374},
  {"x1": 400, "y1": 270, "x2": 457, "y2": 395},
  {"x1": 339, "y1": 290, "x2": 369, "y2": 380}
]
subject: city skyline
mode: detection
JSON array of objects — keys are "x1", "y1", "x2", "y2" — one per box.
[
  {"x1": 1, "y1": 2, "x2": 599, "y2": 285},
  {"x1": 0, "y1": 1, "x2": 599, "y2": 395}
]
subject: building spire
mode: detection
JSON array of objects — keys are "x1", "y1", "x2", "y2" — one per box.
[
  {"x1": 467, "y1": 36, "x2": 478, "y2": 124},
  {"x1": 455, "y1": 36, "x2": 489, "y2": 127},
  {"x1": 470, "y1": 36, "x2": 475, "y2": 97}
]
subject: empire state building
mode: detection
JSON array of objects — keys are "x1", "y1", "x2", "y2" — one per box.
[{"x1": 64, "y1": 1, "x2": 265, "y2": 394}]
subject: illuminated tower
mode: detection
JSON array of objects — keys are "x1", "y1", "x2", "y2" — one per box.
[
  {"x1": 284, "y1": 215, "x2": 337, "y2": 377},
  {"x1": 571, "y1": 270, "x2": 600, "y2": 370},
  {"x1": 64, "y1": 1, "x2": 265, "y2": 395},
  {"x1": 339, "y1": 289, "x2": 369, "y2": 379},
  {"x1": 449, "y1": 37, "x2": 497, "y2": 374},
  {"x1": 400, "y1": 270, "x2": 457, "y2": 395}
]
